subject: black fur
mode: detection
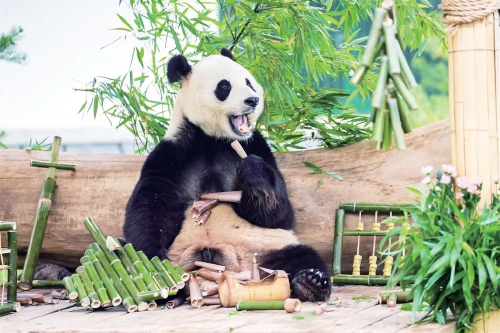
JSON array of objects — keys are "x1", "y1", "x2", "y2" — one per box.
[
  {"x1": 220, "y1": 48, "x2": 235, "y2": 61},
  {"x1": 167, "y1": 54, "x2": 192, "y2": 83},
  {"x1": 215, "y1": 79, "x2": 232, "y2": 101}
]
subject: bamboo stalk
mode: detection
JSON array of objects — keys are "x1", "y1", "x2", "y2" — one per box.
[
  {"x1": 251, "y1": 254, "x2": 260, "y2": 281},
  {"x1": 382, "y1": 109, "x2": 392, "y2": 150},
  {"x1": 151, "y1": 257, "x2": 178, "y2": 292},
  {"x1": 194, "y1": 261, "x2": 225, "y2": 272},
  {"x1": 106, "y1": 236, "x2": 123, "y2": 252},
  {"x1": 200, "y1": 191, "x2": 242, "y2": 202},
  {"x1": 343, "y1": 231, "x2": 388, "y2": 236},
  {"x1": 377, "y1": 289, "x2": 413, "y2": 304},
  {"x1": 0, "y1": 302, "x2": 20, "y2": 314},
  {"x1": 191, "y1": 200, "x2": 219, "y2": 219},
  {"x1": 202, "y1": 297, "x2": 221, "y2": 305},
  {"x1": 383, "y1": 22, "x2": 400, "y2": 74},
  {"x1": 30, "y1": 160, "x2": 76, "y2": 171},
  {"x1": 332, "y1": 209, "x2": 345, "y2": 275},
  {"x1": 202, "y1": 284, "x2": 219, "y2": 296},
  {"x1": 137, "y1": 251, "x2": 156, "y2": 273},
  {"x1": 162, "y1": 259, "x2": 184, "y2": 288},
  {"x1": 395, "y1": 93, "x2": 412, "y2": 133},
  {"x1": 395, "y1": 41, "x2": 417, "y2": 88},
  {"x1": 173, "y1": 265, "x2": 189, "y2": 282},
  {"x1": 137, "y1": 289, "x2": 169, "y2": 302},
  {"x1": 189, "y1": 274, "x2": 203, "y2": 308},
  {"x1": 196, "y1": 268, "x2": 222, "y2": 282},
  {"x1": 151, "y1": 272, "x2": 170, "y2": 292},
  {"x1": 91, "y1": 258, "x2": 122, "y2": 307},
  {"x1": 339, "y1": 202, "x2": 413, "y2": 212},
  {"x1": 330, "y1": 274, "x2": 390, "y2": 286},
  {"x1": 30, "y1": 280, "x2": 65, "y2": 288},
  {"x1": 362, "y1": 8, "x2": 387, "y2": 67},
  {"x1": 371, "y1": 56, "x2": 389, "y2": 109},
  {"x1": 230, "y1": 140, "x2": 248, "y2": 158},
  {"x1": 62, "y1": 276, "x2": 78, "y2": 300},
  {"x1": 90, "y1": 244, "x2": 139, "y2": 312},
  {"x1": 117, "y1": 249, "x2": 149, "y2": 293},
  {"x1": 71, "y1": 274, "x2": 90, "y2": 307},
  {"x1": 83, "y1": 217, "x2": 107, "y2": 251},
  {"x1": 166, "y1": 295, "x2": 186, "y2": 309},
  {"x1": 349, "y1": 65, "x2": 368, "y2": 86},
  {"x1": 7, "y1": 231, "x2": 17, "y2": 302},
  {"x1": 123, "y1": 244, "x2": 159, "y2": 291},
  {"x1": 236, "y1": 299, "x2": 301, "y2": 313},
  {"x1": 81, "y1": 256, "x2": 111, "y2": 307},
  {"x1": 20, "y1": 136, "x2": 61, "y2": 290},
  {"x1": 76, "y1": 266, "x2": 101, "y2": 308},
  {"x1": 388, "y1": 97, "x2": 406, "y2": 150},
  {"x1": 0, "y1": 222, "x2": 16, "y2": 231},
  {"x1": 391, "y1": 74, "x2": 418, "y2": 110},
  {"x1": 387, "y1": 293, "x2": 397, "y2": 307}
]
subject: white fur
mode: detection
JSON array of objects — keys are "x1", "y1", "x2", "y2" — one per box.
[
  {"x1": 167, "y1": 204, "x2": 299, "y2": 272},
  {"x1": 165, "y1": 55, "x2": 264, "y2": 140}
]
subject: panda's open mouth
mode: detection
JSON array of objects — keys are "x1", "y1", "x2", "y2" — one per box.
[{"x1": 230, "y1": 113, "x2": 252, "y2": 136}]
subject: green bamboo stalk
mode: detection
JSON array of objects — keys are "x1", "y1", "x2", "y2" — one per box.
[
  {"x1": 391, "y1": 74, "x2": 418, "y2": 110},
  {"x1": 372, "y1": 107, "x2": 385, "y2": 143},
  {"x1": 7, "y1": 231, "x2": 17, "y2": 302},
  {"x1": 332, "y1": 209, "x2": 345, "y2": 275},
  {"x1": 71, "y1": 274, "x2": 90, "y2": 307},
  {"x1": 377, "y1": 290, "x2": 413, "y2": 304},
  {"x1": 173, "y1": 265, "x2": 189, "y2": 282},
  {"x1": 137, "y1": 251, "x2": 156, "y2": 273},
  {"x1": 383, "y1": 23, "x2": 400, "y2": 74},
  {"x1": 123, "y1": 244, "x2": 159, "y2": 291},
  {"x1": 0, "y1": 222, "x2": 16, "y2": 231},
  {"x1": 91, "y1": 257, "x2": 122, "y2": 307},
  {"x1": 349, "y1": 65, "x2": 368, "y2": 86},
  {"x1": 90, "y1": 244, "x2": 139, "y2": 312},
  {"x1": 81, "y1": 255, "x2": 111, "y2": 307},
  {"x1": 371, "y1": 56, "x2": 389, "y2": 109},
  {"x1": 162, "y1": 259, "x2": 184, "y2": 288},
  {"x1": 151, "y1": 257, "x2": 178, "y2": 293},
  {"x1": 76, "y1": 266, "x2": 101, "y2": 308},
  {"x1": 30, "y1": 160, "x2": 76, "y2": 171},
  {"x1": 236, "y1": 299, "x2": 302, "y2": 313},
  {"x1": 395, "y1": 41, "x2": 417, "y2": 88},
  {"x1": 388, "y1": 97, "x2": 406, "y2": 150},
  {"x1": 83, "y1": 217, "x2": 108, "y2": 251},
  {"x1": 31, "y1": 280, "x2": 65, "y2": 288},
  {"x1": 339, "y1": 202, "x2": 414, "y2": 213},
  {"x1": 0, "y1": 302, "x2": 20, "y2": 314},
  {"x1": 151, "y1": 272, "x2": 169, "y2": 291},
  {"x1": 115, "y1": 245, "x2": 149, "y2": 293},
  {"x1": 62, "y1": 276, "x2": 78, "y2": 300},
  {"x1": 382, "y1": 110, "x2": 392, "y2": 151},
  {"x1": 342, "y1": 231, "x2": 388, "y2": 236},
  {"x1": 20, "y1": 137, "x2": 62, "y2": 290},
  {"x1": 361, "y1": 8, "x2": 387, "y2": 67},
  {"x1": 136, "y1": 289, "x2": 170, "y2": 302},
  {"x1": 395, "y1": 93, "x2": 412, "y2": 133},
  {"x1": 330, "y1": 274, "x2": 390, "y2": 286}
]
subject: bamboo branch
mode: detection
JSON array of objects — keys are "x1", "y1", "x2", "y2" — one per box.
[
  {"x1": 0, "y1": 222, "x2": 16, "y2": 231},
  {"x1": 7, "y1": 231, "x2": 17, "y2": 302},
  {"x1": 30, "y1": 160, "x2": 76, "y2": 171},
  {"x1": 236, "y1": 299, "x2": 301, "y2": 313}
]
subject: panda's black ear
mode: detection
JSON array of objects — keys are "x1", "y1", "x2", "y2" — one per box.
[
  {"x1": 221, "y1": 48, "x2": 236, "y2": 62},
  {"x1": 167, "y1": 54, "x2": 192, "y2": 83}
]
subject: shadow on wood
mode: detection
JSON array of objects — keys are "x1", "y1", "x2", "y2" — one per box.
[{"x1": 0, "y1": 120, "x2": 450, "y2": 272}]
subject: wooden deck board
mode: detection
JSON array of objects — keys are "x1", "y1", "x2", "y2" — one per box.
[{"x1": 0, "y1": 286, "x2": 457, "y2": 333}]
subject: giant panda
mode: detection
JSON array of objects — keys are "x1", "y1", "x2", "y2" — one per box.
[{"x1": 123, "y1": 48, "x2": 332, "y2": 302}]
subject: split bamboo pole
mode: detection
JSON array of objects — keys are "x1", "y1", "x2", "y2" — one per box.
[
  {"x1": 7, "y1": 231, "x2": 17, "y2": 303},
  {"x1": 443, "y1": 3, "x2": 500, "y2": 206}
]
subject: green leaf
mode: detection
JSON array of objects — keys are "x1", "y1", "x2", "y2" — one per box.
[
  {"x1": 303, "y1": 161, "x2": 323, "y2": 174},
  {"x1": 78, "y1": 101, "x2": 87, "y2": 114},
  {"x1": 93, "y1": 95, "x2": 99, "y2": 118},
  {"x1": 117, "y1": 14, "x2": 133, "y2": 30},
  {"x1": 325, "y1": 171, "x2": 343, "y2": 181}
]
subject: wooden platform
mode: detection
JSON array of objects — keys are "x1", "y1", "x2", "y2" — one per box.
[{"x1": 0, "y1": 286, "x2": 455, "y2": 333}]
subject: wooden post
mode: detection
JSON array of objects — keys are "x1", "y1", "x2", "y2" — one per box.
[{"x1": 447, "y1": 12, "x2": 500, "y2": 205}]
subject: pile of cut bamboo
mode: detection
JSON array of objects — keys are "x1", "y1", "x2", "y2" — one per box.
[
  {"x1": 63, "y1": 217, "x2": 188, "y2": 312},
  {"x1": 0, "y1": 221, "x2": 19, "y2": 315}
]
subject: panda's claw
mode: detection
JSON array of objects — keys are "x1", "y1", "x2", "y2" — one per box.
[{"x1": 291, "y1": 268, "x2": 331, "y2": 302}]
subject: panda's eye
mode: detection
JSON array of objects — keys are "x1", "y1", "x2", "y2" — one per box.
[
  {"x1": 215, "y1": 79, "x2": 232, "y2": 101},
  {"x1": 219, "y1": 80, "x2": 231, "y2": 90},
  {"x1": 246, "y1": 78, "x2": 256, "y2": 92}
]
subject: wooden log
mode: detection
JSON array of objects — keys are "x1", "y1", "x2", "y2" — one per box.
[{"x1": 0, "y1": 120, "x2": 451, "y2": 274}]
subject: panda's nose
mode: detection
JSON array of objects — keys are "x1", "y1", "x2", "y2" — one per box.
[{"x1": 244, "y1": 97, "x2": 259, "y2": 108}]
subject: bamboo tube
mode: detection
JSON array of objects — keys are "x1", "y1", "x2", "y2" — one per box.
[
  {"x1": 349, "y1": 65, "x2": 368, "y2": 86},
  {"x1": 0, "y1": 302, "x2": 20, "y2": 314},
  {"x1": 372, "y1": 56, "x2": 389, "y2": 109},
  {"x1": 81, "y1": 256, "x2": 111, "y2": 307},
  {"x1": 62, "y1": 276, "x2": 78, "y2": 300},
  {"x1": 173, "y1": 265, "x2": 190, "y2": 282},
  {"x1": 136, "y1": 252, "x2": 171, "y2": 291},
  {"x1": 123, "y1": 244, "x2": 160, "y2": 291},
  {"x1": 395, "y1": 93, "x2": 412, "y2": 133},
  {"x1": 191, "y1": 200, "x2": 218, "y2": 220},
  {"x1": 315, "y1": 303, "x2": 328, "y2": 315},
  {"x1": 151, "y1": 272, "x2": 170, "y2": 292},
  {"x1": 90, "y1": 245, "x2": 139, "y2": 313},
  {"x1": 83, "y1": 217, "x2": 108, "y2": 251},
  {"x1": 18, "y1": 298, "x2": 32, "y2": 305},
  {"x1": 332, "y1": 209, "x2": 345, "y2": 275},
  {"x1": 76, "y1": 266, "x2": 101, "y2": 308},
  {"x1": 194, "y1": 261, "x2": 225, "y2": 272},
  {"x1": 194, "y1": 210, "x2": 211, "y2": 225},
  {"x1": 189, "y1": 274, "x2": 203, "y2": 308},
  {"x1": 151, "y1": 257, "x2": 178, "y2": 293},
  {"x1": 236, "y1": 299, "x2": 301, "y2": 313},
  {"x1": 113, "y1": 241, "x2": 149, "y2": 294},
  {"x1": 137, "y1": 251, "x2": 156, "y2": 273},
  {"x1": 202, "y1": 284, "x2": 219, "y2": 297},
  {"x1": 200, "y1": 191, "x2": 242, "y2": 202},
  {"x1": 197, "y1": 268, "x2": 222, "y2": 282},
  {"x1": 7, "y1": 231, "x2": 17, "y2": 302},
  {"x1": 387, "y1": 293, "x2": 397, "y2": 307},
  {"x1": 377, "y1": 289, "x2": 413, "y2": 304},
  {"x1": 162, "y1": 259, "x2": 184, "y2": 288},
  {"x1": 251, "y1": 254, "x2": 260, "y2": 281},
  {"x1": 20, "y1": 136, "x2": 61, "y2": 290},
  {"x1": 395, "y1": 40, "x2": 417, "y2": 88},
  {"x1": 231, "y1": 140, "x2": 248, "y2": 158},
  {"x1": 0, "y1": 222, "x2": 16, "y2": 231},
  {"x1": 330, "y1": 274, "x2": 390, "y2": 286},
  {"x1": 137, "y1": 289, "x2": 169, "y2": 302},
  {"x1": 166, "y1": 295, "x2": 186, "y2": 309},
  {"x1": 202, "y1": 297, "x2": 221, "y2": 305},
  {"x1": 388, "y1": 97, "x2": 405, "y2": 150},
  {"x1": 362, "y1": 8, "x2": 387, "y2": 67},
  {"x1": 382, "y1": 109, "x2": 392, "y2": 150},
  {"x1": 71, "y1": 274, "x2": 90, "y2": 307},
  {"x1": 391, "y1": 74, "x2": 417, "y2": 110},
  {"x1": 339, "y1": 202, "x2": 413, "y2": 213},
  {"x1": 31, "y1": 280, "x2": 65, "y2": 288},
  {"x1": 106, "y1": 236, "x2": 122, "y2": 252},
  {"x1": 30, "y1": 160, "x2": 76, "y2": 171},
  {"x1": 91, "y1": 258, "x2": 122, "y2": 307}
]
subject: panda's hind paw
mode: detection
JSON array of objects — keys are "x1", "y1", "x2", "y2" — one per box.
[{"x1": 291, "y1": 268, "x2": 331, "y2": 302}]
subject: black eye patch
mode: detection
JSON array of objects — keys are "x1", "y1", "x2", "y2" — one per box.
[
  {"x1": 246, "y1": 78, "x2": 256, "y2": 92},
  {"x1": 215, "y1": 79, "x2": 232, "y2": 101}
]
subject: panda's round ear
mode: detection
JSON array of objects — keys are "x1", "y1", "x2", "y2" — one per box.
[
  {"x1": 167, "y1": 54, "x2": 192, "y2": 83},
  {"x1": 221, "y1": 48, "x2": 236, "y2": 62}
]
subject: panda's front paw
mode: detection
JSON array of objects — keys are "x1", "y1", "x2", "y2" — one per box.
[
  {"x1": 238, "y1": 154, "x2": 275, "y2": 191},
  {"x1": 291, "y1": 269, "x2": 331, "y2": 302}
]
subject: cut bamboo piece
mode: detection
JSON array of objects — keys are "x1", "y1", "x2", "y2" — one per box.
[
  {"x1": 0, "y1": 302, "x2": 20, "y2": 314},
  {"x1": 115, "y1": 243, "x2": 149, "y2": 294},
  {"x1": 383, "y1": 23, "x2": 401, "y2": 74},
  {"x1": 231, "y1": 140, "x2": 248, "y2": 158},
  {"x1": 194, "y1": 261, "x2": 225, "y2": 272},
  {"x1": 331, "y1": 274, "x2": 390, "y2": 286},
  {"x1": 71, "y1": 274, "x2": 90, "y2": 307},
  {"x1": 62, "y1": 276, "x2": 78, "y2": 300},
  {"x1": 0, "y1": 222, "x2": 16, "y2": 231},
  {"x1": 7, "y1": 231, "x2": 17, "y2": 302},
  {"x1": 189, "y1": 274, "x2": 203, "y2": 308},
  {"x1": 191, "y1": 200, "x2": 219, "y2": 219},
  {"x1": 377, "y1": 289, "x2": 413, "y2": 304},
  {"x1": 194, "y1": 210, "x2": 211, "y2": 225},
  {"x1": 81, "y1": 256, "x2": 111, "y2": 307},
  {"x1": 76, "y1": 266, "x2": 100, "y2": 308},
  {"x1": 161, "y1": 259, "x2": 184, "y2": 288},
  {"x1": 202, "y1": 284, "x2": 219, "y2": 296},
  {"x1": 251, "y1": 254, "x2": 260, "y2": 281},
  {"x1": 173, "y1": 265, "x2": 190, "y2": 282},
  {"x1": 151, "y1": 257, "x2": 178, "y2": 293},
  {"x1": 124, "y1": 244, "x2": 160, "y2": 291},
  {"x1": 202, "y1": 297, "x2": 221, "y2": 305},
  {"x1": 362, "y1": 8, "x2": 387, "y2": 67},
  {"x1": 30, "y1": 280, "x2": 65, "y2": 288},
  {"x1": 236, "y1": 298, "x2": 301, "y2": 313},
  {"x1": 137, "y1": 289, "x2": 169, "y2": 302},
  {"x1": 166, "y1": 295, "x2": 186, "y2": 309},
  {"x1": 91, "y1": 258, "x2": 122, "y2": 307},
  {"x1": 196, "y1": 268, "x2": 222, "y2": 282},
  {"x1": 200, "y1": 191, "x2": 242, "y2": 202},
  {"x1": 30, "y1": 160, "x2": 76, "y2": 171}
]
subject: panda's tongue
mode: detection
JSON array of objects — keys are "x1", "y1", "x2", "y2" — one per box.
[{"x1": 233, "y1": 115, "x2": 249, "y2": 132}]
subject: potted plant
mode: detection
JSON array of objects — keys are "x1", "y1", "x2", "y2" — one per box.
[{"x1": 382, "y1": 165, "x2": 500, "y2": 332}]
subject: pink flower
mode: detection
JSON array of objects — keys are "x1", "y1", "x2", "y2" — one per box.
[
  {"x1": 467, "y1": 184, "x2": 478, "y2": 194},
  {"x1": 493, "y1": 176, "x2": 499, "y2": 184},
  {"x1": 471, "y1": 177, "x2": 481, "y2": 186},
  {"x1": 457, "y1": 177, "x2": 470, "y2": 189},
  {"x1": 455, "y1": 192, "x2": 464, "y2": 200},
  {"x1": 442, "y1": 164, "x2": 457, "y2": 177},
  {"x1": 440, "y1": 174, "x2": 451, "y2": 185},
  {"x1": 421, "y1": 176, "x2": 431, "y2": 185},
  {"x1": 421, "y1": 166, "x2": 433, "y2": 175}
]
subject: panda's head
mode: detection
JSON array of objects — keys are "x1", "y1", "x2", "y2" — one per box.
[{"x1": 166, "y1": 49, "x2": 264, "y2": 141}]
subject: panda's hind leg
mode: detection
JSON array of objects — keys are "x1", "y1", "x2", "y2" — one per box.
[{"x1": 259, "y1": 244, "x2": 331, "y2": 302}]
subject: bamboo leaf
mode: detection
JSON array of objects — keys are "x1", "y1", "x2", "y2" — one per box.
[
  {"x1": 325, "y1": 171, "x2": 343, "y2": 181},
  {"x1": 93, "y1": 95, "x2": 99, "y2": 118},
  {"x1": 303, "y1": 161, "x2": 323, "y2": 174},
  {"x1": 117, "y1": 14, "x2": 133, "y2": 31}
]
